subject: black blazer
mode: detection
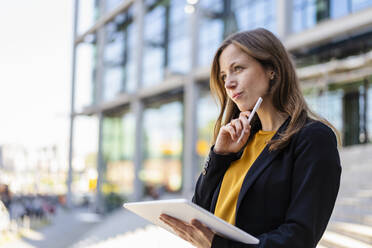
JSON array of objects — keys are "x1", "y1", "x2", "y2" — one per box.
[{"x1": 192, "y1": 118, "x2": 341, "y2": 248}]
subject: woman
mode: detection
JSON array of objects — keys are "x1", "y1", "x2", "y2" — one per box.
[{"x1": 160, "y1": 28, "x2": 341, "y2": 248}]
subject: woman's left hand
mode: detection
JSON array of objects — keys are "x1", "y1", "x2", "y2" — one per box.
[{"x1": 159, "y1": 214, "x2": 215, "y2": 248}]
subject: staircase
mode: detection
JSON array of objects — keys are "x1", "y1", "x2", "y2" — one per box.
[{"x1": 318, "y1": 144, "x2": 372, "y2": 247}]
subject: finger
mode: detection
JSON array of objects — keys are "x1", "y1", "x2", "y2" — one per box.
[
  {"x1": 160, "y1": 215, "x2": 182, "y2": 231},
  {"x1": 236, "y1": 124, "x2": 251, "y2": 144},
  {"x1": 226, "y1": 125, "x2": 237, "y2": 141},
  {"x1": 232, "y1": 119, "x2": 243, "y2": 137},
  {"x1": 190, "y1": 219, "x2": 212, "y2": 234},
  {"x1": 173, "y1": 224, "x2": 190, "y2": 237},
  {"x1": 160, "y1": 214, "x2": 183, "y2": 223},
  {"x1": 222, "y1": 124, "x2": 236, "y2": 141},
  {"x1": 159, "y1": 215, "x2": 177, "y2": 228},
  {"x1": 163, "y1": 219, "x2": 192, "y2": 243},
  {"x1": 190, "y1": 219, "x2": 215, "y2": 246},
  {"x1": 236, "y1": 115, "x2": 252, "y2": 144},
  {"x1": 177, "y1": 230, "x2": 192, "y2": 243},
  {"x1": 239, "y1": 111, "x2": 252, "y2": 120},
  {"x1": 239, "y1": 114, "x2": 251, "y2": 133},
  {"x1": 161, "y1": 214, "x2": 194, "y2": 234},
  {"x1": 160, "y1": 214, "x2": 189, "y2": 228},
  {"x1": 159, "y1": 214, "x2": 173, "y2": 225},
  {"x1": 161, "y1": 216, "x2": 191, "y2": 238}
]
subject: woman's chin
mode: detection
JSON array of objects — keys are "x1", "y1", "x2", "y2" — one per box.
[
  {"x1": 237, "y1": 100, "x2": 257, "y2": 112},
  {"x1": 237, "y1": 105, "x2": 249, "y2": 112}
]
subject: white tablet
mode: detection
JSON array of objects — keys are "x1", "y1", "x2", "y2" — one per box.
[{"x1": 123, "y1": 198, "x2": 259, "y2": 244}]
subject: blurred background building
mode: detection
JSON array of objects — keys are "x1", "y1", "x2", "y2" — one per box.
[
  {"x1": 70, "y1": 0, "x2": 372, "y2": 221},
  {"x1": 0, "y1": 144, "x2": 66, "y2": 195}
]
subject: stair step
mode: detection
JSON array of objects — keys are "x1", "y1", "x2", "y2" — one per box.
[
  {"x1": 331, "y1": 222, "x2": 372, "y2": 244},
  {"x1": 334, "y1": 200, "x2": 372, "y2": 212},
  {"x1": 356, "y1": 189, "x2": 372, "y2": 198},
  {"x1": 332, "y1": 213, "x2": 372, "y2": 226},
  {"x1": 364, "y1": 215, "x2": 372, "y2": 225},
  {"x1": 316, "y1": 245, "x2": 328, "y2": 248},
  {"x1": 320, "y1": 231, "x2": 372, "y2": 248}
]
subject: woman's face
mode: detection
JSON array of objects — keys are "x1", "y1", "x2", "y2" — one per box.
[{"x1": 219, "y1": 44, "x2": 272, "y2": 112}]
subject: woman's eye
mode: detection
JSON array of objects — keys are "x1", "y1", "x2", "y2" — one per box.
[
  {"x1": 221, "y1": 75, "x2": 226, "y2": 81},
  {"x1": 234, "y1": 66, "x2": 243, "y2": 72}
]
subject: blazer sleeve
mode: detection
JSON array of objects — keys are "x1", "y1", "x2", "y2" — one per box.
[
  {"x1": 192, "y1": 146, "x2": 241, "y2": 211},
  {"x1": 211, "y1": 123, "x2": 342, "y2": 248}
]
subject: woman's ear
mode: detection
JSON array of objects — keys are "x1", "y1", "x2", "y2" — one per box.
[
  {"x1": 268, "y1": 71, "x2": 275, "y2": 80},
  {"x1": 267, "y1": 70, "x2": 276, "y2": 93},
  {"x1": 264, "y1": 65, "x2": 275, "y2": 80}
]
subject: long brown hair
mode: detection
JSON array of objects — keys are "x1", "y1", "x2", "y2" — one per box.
[{"x1": 210, "y1": 28, "x2": 341, "y2": 150}]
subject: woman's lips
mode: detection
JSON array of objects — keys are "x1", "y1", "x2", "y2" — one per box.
[{"x1": 232, "y1": 92, "x2": 242, "y2": 100}]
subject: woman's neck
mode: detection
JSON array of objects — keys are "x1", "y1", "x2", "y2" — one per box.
[{"x1": 256, "y1": 99, "x2": 288, "y2": 131}]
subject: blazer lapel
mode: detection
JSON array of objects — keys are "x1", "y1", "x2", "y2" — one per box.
[
  {"x1": 235, "y1": 117, "x2": 291, "y2": 217},
  {"x1": 211, "y1": 180, "x2": 223, "y2": 213}
]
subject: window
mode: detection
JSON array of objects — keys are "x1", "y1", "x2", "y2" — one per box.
[
  {"x1": 102, "y1": 112, "x2": 135, "y2": 195},
  {"x1": 196, "y1": 83, "x2": 219, "y2": 170},
  {"x1": 343, "y1": 90, "x2": 360, "y2": 146},
  {"x1": 330, "y1": 0, "x2": 349, "y2": 18},
  {"x1": 72, "y1": 116, "x2": 99, "y2": 198},
  {"x1": 198, "y1": 0, "x2": 226, "y2": 67},
  {"x1": 232, "y1": 0, "x2": 276, "y2": 33},
  {"x1": 306, "y1": 81, "x2": 371, "y2": 147},
  {"x1": 352, "y1": 0, "x2": 372, "y2": 12},
  {"x1": 77, "y1": 0, "x2": 98, "y2": 35},
  {"x1": 105, "y1": 0, "x2": 123, "y2": 13},
  {"x1": 293, "y1": 0, "x2": 372, "y2": 33},
  {"x1": 142, "y1": 98, "x2": 183, "y2": 196},
  {"x1": 168, "y1": 0, "x2": 191, "y2": 74},
  {"x1": 103, "y1": 8, "x2": 136, "y2": 101},
  {"x1": 143, "y1": 0, "x2": 190, "y2": 87},
  {"x1": 305, "y1": 88, "x2": 343, "y2": 133},
  {"x1": 367, "y1": 83, "x2": 372, "y2": 143},
  {"x1": 75, "y1": 38, "x2": 97, "y2": 112},
  {"x1": 293, "y1": 0, "x2": 328, "y2": 32},
  {"x1": 143, "y1": 1, "x2": 167, "y2": 87},
  {"x1": 199, "y1": 0, "x2": 277, "y2": 67}
]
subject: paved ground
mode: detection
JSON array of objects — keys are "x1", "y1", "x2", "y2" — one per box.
[
  {"x1": 1, "y1": 206, "x2": 101, "y2": 248},
  {"x1": 0, "y1": 202, "x2": 182, "y2": 248},
  {"x1": 69, "y1": 207, "x2": 149, "y2": 248},
  {"x1": 69, "y1": 207, "x2": 193, "y2": 248}
]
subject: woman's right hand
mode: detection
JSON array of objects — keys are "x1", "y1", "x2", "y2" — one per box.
[{"x1": 214, "y1": 111, "x2": 252, "y2": 155}]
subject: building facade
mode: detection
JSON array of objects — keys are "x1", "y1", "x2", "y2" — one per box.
[{"x1": 70, "y1": 0, "x2": 372, "y2": 211}]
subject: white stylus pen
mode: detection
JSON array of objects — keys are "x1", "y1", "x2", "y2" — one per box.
[{"x1": 236, "y1": 97, "x2": 263, "y2": 143}]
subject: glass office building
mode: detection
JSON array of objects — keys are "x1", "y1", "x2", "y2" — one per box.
[{"x1": 70, "y1": 0, "x2": 372, "y2": 211}]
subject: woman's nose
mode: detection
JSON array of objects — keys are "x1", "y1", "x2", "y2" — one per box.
[{"x1": 224, "y1": 75, "x2": 237, "y2": 89}]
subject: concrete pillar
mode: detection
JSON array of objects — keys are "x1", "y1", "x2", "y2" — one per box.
[
  {"x1": 277, "y1": 0, "x2": 293, "y2": 38},
  {"x1": 96, "y1": 113, "x2": 105, "y2": 213},
  {"x1": 131, "y1": 100, "x2": 144, "y2": 201},
  {"x1": 183, "y1": 82, "x2": 200, "y2": 198},
  {"x1": 134, "y1": 0, "x2": 145, "y2": 86},
  {"x1": 182, "y1": 2, "x2": 200, "y2": 198},
  {"x1": 95, "y1": 0, "x2": 106, "y2": 213},
  {"x1": 67, "y1": 0, "x2": 79, "y2": 208},
  {"x1": 131, "y1": 0, "x2": 145, "y2": 201}
]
